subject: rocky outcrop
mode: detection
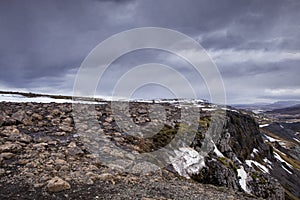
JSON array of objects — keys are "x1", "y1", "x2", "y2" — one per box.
[
  {"x1": 190, "y1": 110, "x2": 285, "y2": 200},
  {"x1": 0, "y1": 101, "x2": 288, "y2": 199},
  {"x1": 0, "y1": 101, "x2": 257, "y2": 199}
]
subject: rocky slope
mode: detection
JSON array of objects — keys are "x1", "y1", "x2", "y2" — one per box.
[
  {"x1": 0, "y1": 100, "x2": 289, "y2": 199},
  {"x1": 250, "y1": 105, "x2": 300, "y2": 200}
]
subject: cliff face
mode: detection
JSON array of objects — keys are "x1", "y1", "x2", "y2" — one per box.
[{"x1": 189, "y1": 110, "x2": 284, "y2": 200}]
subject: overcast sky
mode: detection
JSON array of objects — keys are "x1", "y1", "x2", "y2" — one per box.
[{"x1": 0, "y1": 0, "x2": 300, "y2": 104}]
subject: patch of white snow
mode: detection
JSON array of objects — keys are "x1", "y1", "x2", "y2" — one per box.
[
  {"x1": 237, "y1": 166, "x2": 250, "y2": 193},
  {"x1": 282, "y1": 166, "x2": 293, "y2": 174},
  {"x1": 259, "y1": 124, "x2": 269, "y2": 128},
  {"x1": 245, "y1": 160, "x2": 269, "y2": 174},
  {"x1": 293, "y1": 138, "x2": 300, "y2": 143},
  {"x1": 274, "y1": 152, "x2": 293, "y2": 168},
  {"x1": 213, "y1": 145, "x2": 225, "y2": 157}
]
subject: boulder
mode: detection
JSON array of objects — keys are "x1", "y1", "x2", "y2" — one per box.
[{"x1": 47, "y1": 177, "x2": 70, "y2": 192}]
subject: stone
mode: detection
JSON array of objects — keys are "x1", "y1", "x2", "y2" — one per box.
[
  {"x1": 47, "y1": 177, "x2": 71, "y2": 192},
  {"x1": 51, "y1": 109, "x2": 61, "y2": 116},
  {"x1": 59, "y1": 124, "x2": 73, "y2": 132},
  {"x1": 31, "y1": 113, "x2": 43, "y2": 120},
  {"x1": 66, "y1": 142, "x2": 84, "y2": 156},
  {"x1": 51, "y1": 132, "x2": 67, "y2": 136},
  {"x1": 54, "y1": 159, "x2": 67, "y2": 165},
  {"x1": 131, "y1": 162, "x2": 161, "y2": 176},
  {"x1": 12, "y1": 110, "x2": 26, "y2": 122},
  {"x1": 0, "y1": 168, "x2": 5, "y2": 176},
  {"x1": 62, "y1": 117, "x2": 73, "y2": 125},
  {"x1": 98, "y1": 173, "x2": 113, "y2": 181},
  {"x1": 0, "y1": 152, "x2": 15, "y2": 159},
  {"x1": 2, "y1": 126, "x2": 32, "y2": 143},
  {"x1": 10, "y1": 132, "x2": 32, "y2": 143},
  {"x1": 0, "y1": 142, "x2": 22, "y2": 153},
  {"x1": 170, "y1": 147, "x2": 205, "y2": 179}
]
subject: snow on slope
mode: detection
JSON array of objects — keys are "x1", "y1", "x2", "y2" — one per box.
[
  {"x1": 237, "y1": 166, "x2": 250, "y2": 193},
  {"x1": 0, "y1": 94, "x2": 102, "y2": 104},
  {"x1": 245, "y1": 160, "x2": 269, "y2": 173}
]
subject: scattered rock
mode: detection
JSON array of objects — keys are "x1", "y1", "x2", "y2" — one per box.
[
  {"x1": 47, "y1": 177, "x2": 70, "y2": 192},
  {"x1": 98, "y1": 173, "x2": 113, "y2": 181},
  {"x1": 0, "y1": 142, "x2": 22, "y2": 153},
  {"x1": 0, "y1": 152, "x2": 15, "y2": 159}
]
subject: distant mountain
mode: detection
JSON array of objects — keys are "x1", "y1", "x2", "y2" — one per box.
[
  {"x1": 266, "y1": 104, "x2": 300, "y2": 115},
  {"x1": 233, "y1": 101, "x2": 300, "y2": 113}
]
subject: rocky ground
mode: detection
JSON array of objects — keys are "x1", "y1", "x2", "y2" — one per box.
[{"x1": 0, "y1": 101, "x2": 289, "y2": 199}]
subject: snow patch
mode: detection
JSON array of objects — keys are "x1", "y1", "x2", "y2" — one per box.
[
  {"x1": 263, "y1": 158, "x2": 273, "y2": 169},
  {"x1": 274, "y1": 152, "x2": 293, "y2": 168},
  {"x1": 263, "y1": 158, "x2": 272, "y2": 165},
  {"x1": 251, "y1": 148, "x2": 259, "y2": 158},
  {"x1": 237, "y1": 166, "x2": 250, "y2": 193},
  {"x1": 293, "y1": 138, "x2": 300, "y2": 143},
  {"x1": 264, "y1": 134, "x2": 280, "y2": 142},
  {"x1": 213, "y1": 145, "x2": 225, "y2": 157},
  {"x1": 245, "y1": 160, "x2": 269, "y2": 173},
  {"x1": 0, "y1": 94, "x2": 105, "y2": 104},
  {"x1": 201, "y1": 108, "x2": 216, "y2": 111},
  {"x1": 253, "y1": 148, "x2": 259, "y2": 154},
  {"x1": 259, "y1": 124, "x2": 270, "y2": 128},
  {"x1": 221, "y1": 107, "x2": 239, "y2": 113},
  {"x1": 282, "y1": 166, "x2": 293, "y2": 174}
]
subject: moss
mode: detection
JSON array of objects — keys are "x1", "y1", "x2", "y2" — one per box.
[
  {"x1": 216, "y1": 157, "x2": 237, "y2": 171},
  {"x1": 137, "y1": 122, "x2": 199, "y2": 152},
  {"x1": 251, "y1": 173, "x2": 267, "y2": 184},
  {"x1": 251, "y1": 173, "x2": 258, "y2": 179},
  {"x1": 198, "y1": 119, "x2": 207, "y2": 128},
  {"x1": 191, "y1": 171, "x2": 203, "y2": 182}
]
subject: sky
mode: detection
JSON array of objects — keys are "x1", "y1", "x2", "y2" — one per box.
[{"x1": 0, "y1": 0, "x2": 300, "y2": 104}]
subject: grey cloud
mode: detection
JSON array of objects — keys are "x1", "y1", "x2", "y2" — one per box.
[{"x1": 0, "y1": 0, "x2": 299, "y2": 103}]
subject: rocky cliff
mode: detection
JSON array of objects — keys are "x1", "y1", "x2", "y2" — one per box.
[{"x1": 0, "y1": 100, "x2": 294, "y2": 199}]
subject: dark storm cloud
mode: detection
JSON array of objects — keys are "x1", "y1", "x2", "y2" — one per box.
[
  {"x1": 0, "y1": 0, "x2": 135, "y2": 88},
  {"x1": 0, "y1": 0, "x2": 299, "y2": 103}
]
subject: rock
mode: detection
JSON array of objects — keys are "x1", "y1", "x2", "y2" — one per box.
[
  {"x1": 66, "y1": 142, "x2": 84, "y2": 156},
  {"x1": 18, "y1": 159, "x2": 29, "y2": 165},
  {"x1": 170, "y1": 147, "x2": 205, "y2": 179},
  {"x1": 45, "y1": 115, "x2": 53, "y2": 120},
  {"x1": 105, "y1": 116, "x2": 113, "y2": 123},
  {"x1": 0, "y1": 152, "x2": 15, "y2": 159},
  {"x1": 12, "y1": 110, "x2": 27, "y2": 122},
  {"x1": 247, "y1": 172, "x2": 284, "y2": 200},
  {"x1": 131, "y1": 162, "x2": 161, "y2": 176},
  {"x1": 62, "y1": 117, "x2": 73, "y2": 125},
  {"x1": 51, "y1": 109, "x2": 61, "y2": 116},
  {"x1": 0, "y1": 114, "x2": 16, "y2": 126},
  {"x1": 59, "y1": 124, "x2": 73, "y2": 132},
  {"x1": 1, "y1": 125, "x2": 20, "y2": 136},
  {"x1": 197, "y1": 157, "x2": 240, "y2": 190},
  {"x1": 0, "y1": 142, "x2": 22, "y2": 153},
  {"x1": 32, "y1": 142, "x2": 48, "y2": 150},
  {"x1": 2, "y1": 126, "x2": 32, "y2": 143},
  {"x1": 31, "y1": 113, "x2": 43, "y2": 120},
  {"x1": 0, "y1": 168, "x2": 5, "y2": 175},
  {"x1": 98, "y1": 173, "x2": 113, "y2": 181},
  {"x1": 54, "y1": 159, "x2": 67, "y2": 165},
  {"x1": 51, "y1": 132, "x2": 67, "y2": 136},
  {"x1": 47, "y1": 177, "x2": 70, "y2": 192},
  {"x1": 0, "y1": 115, "x2": 5, "y2": 126}
]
